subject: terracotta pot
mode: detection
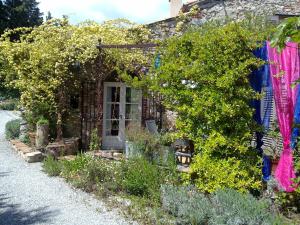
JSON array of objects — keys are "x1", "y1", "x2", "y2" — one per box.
[{"x1": 271, "y1": 158, "x2": 279, "y2": 175}]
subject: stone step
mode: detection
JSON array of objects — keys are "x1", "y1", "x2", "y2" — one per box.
[{"x1": 24, "y1": 151, "x2": 44, "y2": 163}]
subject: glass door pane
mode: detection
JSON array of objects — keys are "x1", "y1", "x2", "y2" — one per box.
[
  {"x1": 105, "y1": 86, "x2": 121, "y2": 136},
  {"x1": 125, "y1": 87, "x2": 141, "y2": 128}
]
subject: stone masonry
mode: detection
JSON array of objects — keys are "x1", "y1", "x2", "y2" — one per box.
[{"x1": 149, "y1": 0, "x2": 300, "y2": 39}]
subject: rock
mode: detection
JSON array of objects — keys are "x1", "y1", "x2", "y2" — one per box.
[{"x1": 25, "y1": 151, "x2": 44, "y2": 163}]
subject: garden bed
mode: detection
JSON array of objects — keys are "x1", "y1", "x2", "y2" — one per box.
[{"x1": 41, "y1": 154, "x2": 294, "y2": 225}]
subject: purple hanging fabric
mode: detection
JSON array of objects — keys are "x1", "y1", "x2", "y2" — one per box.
[{"x1": 267, "y1": 41, "x2": 299, "y2": 192}]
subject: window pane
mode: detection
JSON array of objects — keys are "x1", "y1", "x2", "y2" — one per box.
[
  {"x1": 107, "y1": 86, "x2": 120, "y2": 102},
  {"x1": 106, "y1": 120, "x2": 119, "y2": 136},
  {"x1": 106, "y1": 103, "x2": 120, "y2": 119},
  {"x1": 125, "y1": 104, "x2": 139, "y2": 120},
  {"x1": 126, "y1": 88, "x2": 140, "y2": 103}
]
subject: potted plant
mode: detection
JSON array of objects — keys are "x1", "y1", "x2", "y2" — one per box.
[{"x1": 263, "y1": 129, "x2": 282, "y2": 175}]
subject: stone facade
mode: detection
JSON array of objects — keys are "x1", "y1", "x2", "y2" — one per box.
[{"x1": 149, "y1": 0, "x2": 300, "y2": 39}]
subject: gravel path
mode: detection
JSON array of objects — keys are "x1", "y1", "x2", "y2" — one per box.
[{"x1": 0, "y1": 110, "x2": 136, "y2": 225}]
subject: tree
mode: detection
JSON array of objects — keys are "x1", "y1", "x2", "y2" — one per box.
[
  {"x1": 46, "y1": 11, "x2": 52, "y2": 21},
  {"x1": 0, "y1": 0, "x2": 43, "y2": 34},
  {"x1": 0, "y1": 1, "x2": 8, "y2": 34}
]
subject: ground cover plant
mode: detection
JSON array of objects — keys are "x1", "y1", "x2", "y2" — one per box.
[{"x1": 161, "y1": 185, "x2": 284, "y2": 225}]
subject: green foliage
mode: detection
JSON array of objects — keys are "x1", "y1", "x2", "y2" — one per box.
[
  {"x1": 0, "y1": 18, "x2": 151, "y2": 137},
  {"x1": 78, "y1": 158, "x2": 122, "y2": 194},
  {"x1": 5, "y1": 119, "x2": 21, "y2": 139},
  {"x1": 0, "y1": 0, "x2": 43, "y2": 35},
  {"x1": 89, "y1": 128, "x2": 100, "y2": 151},
  {"x1": 60, "y1": 154, "x2": 91, "y2": 180},
  {"x1": 161, "y1": 186, "x2": 284, "y2": 225},
  {"x1": 20, "y1": 133, "x2": 30, "y2": 145},
  {"x1": 125, "y1": 123, "x2": 160, "y2": 157},
  {"x1": 211, "y1": 189, "x2": 283, "y2": 225},
  {"x1": 275, "y1": 191, "x2": 300, "y2": 215},
  {"x1": 0, "y1": 99, "x2": 18, "y2": 110},
  {"x1": 183, "y1": 153, "x2": 261, "y2": 193},
  {"x1": 161, "y1": 185, "x2": 212, "y2": 224},
  {"x1": 145, "y1": 22, "x2": 266, "y2": 193},
  {"x1": 42, "y1": 156, "x2": 62, "y2": 176},
  {"x1": 122, "y1": 157, "x2": 161, "y2": 198},
  {"x1": 271, "y1": 17, "x2": 300, "y2": 51},
  {"x1": 36, "y1": 117, "x2": 49, "y2": 126}
]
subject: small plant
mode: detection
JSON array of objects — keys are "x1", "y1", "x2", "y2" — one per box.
[
  {"x1": 211, "y1": 189, "x2": 283, "y2": 225},
  {"x1": 20, "y1": 133, "x2": 30, "y2": 145},
  {"x1": 160, "y1": 186, "x2": 284, "y2": 225},
  {"x1": 0, "y1": 100, "x2": 18, "y2": 110},
  {"x1": 5, "y1": 119, "x2": 21, "y2": 140},
  {"x1": 263, "y1": 126, "x2": 282, "y2": 161},
  {"x1": 159, "y1": 132, "x2": 176, "y2": 146},
  {"x1": 161, "y1": 185, "x2": 213, "y2": 224},
  {"x1": 122, "y1": 157, "x2": 161, "y2": 198},
  {"x1": 79, "y1": 158, "x2": 122, "y2": 194},
  {"x1": 37, "y1": 117, "x2": 49, "y2": 126},
  {"x1": 89, "y1": 128, "x2": 100, "y2": 152},
  {"x1": 42, "y1": 156, "x2": 62, "y2": 176},
  {"x1": 125, "y1": 122, "x2": 160, "y2": 158},
  {"x1": 61, "y1": 154, "x2": 91, "y2": 180}
]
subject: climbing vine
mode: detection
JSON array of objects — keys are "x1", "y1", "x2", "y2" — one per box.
[{"x1": 0, "y1": 18, "x2": 151, "y2": 139}]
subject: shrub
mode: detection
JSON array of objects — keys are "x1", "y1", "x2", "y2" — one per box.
[
  {"x1": 138, "y1": 22, "x2": 268, "y2": 192},
  {"x1": 60, "y1": 154, "x2": 91, "y2": 180},
  {"x1": 37, "y1": 117, "x2": 49, "y2": 126},
  {"x1": 5, "y1": 119, "x2": 21, "y2": 140},
  {"x1": 183, "y1": 154, "x2": 261, "y2": 193},
  {"x1": 42, "y1": 156, "x2": 62, "y2": 176},
  {"x1": 210, "y1": 189, "x2": 283, "y2": 225},
  {"x1": 161, "y1": 186, "x2": 284, "y2": 225},
  {"x1": 122, "y1": 157, "x2": 161, "y2": 198},
  {"x1": 161, "y1": 185, "x2": 213, "y2": 225},
  {"x1": 77, "y1": 158, "x2": 121, "y2": 194},
  {"x1": 0, "y1": 100, "x2": 18, "y2": 110}
]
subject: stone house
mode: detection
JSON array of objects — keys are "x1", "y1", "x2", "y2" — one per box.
[{"x1": 72, "y1": 0, "x2": 300, "y2": 151}]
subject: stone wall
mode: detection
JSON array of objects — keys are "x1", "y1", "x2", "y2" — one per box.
[{"x1": 149, "y1": 0, "x2": 300, "y2": 39}]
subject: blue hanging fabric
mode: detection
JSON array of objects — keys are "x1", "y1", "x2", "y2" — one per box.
[
  {"x1": 250, "y1": 42, "x2": 273, "y2": 181},
  {"x1": 291, "y1": 87, "x2": 300, "y2": 149}
]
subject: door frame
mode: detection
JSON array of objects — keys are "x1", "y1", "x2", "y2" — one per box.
[{"x1": 102, "y1": 82, "x2": 142, "y2": 150}]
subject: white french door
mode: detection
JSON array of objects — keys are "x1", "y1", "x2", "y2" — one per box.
[{"x1": 102, "y1": 82, "x2": 142, "y2": 150}]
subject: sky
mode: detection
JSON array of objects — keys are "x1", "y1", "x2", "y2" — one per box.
[{"x1": 38, "y1": 0, "x2": 188, "y2": 25}]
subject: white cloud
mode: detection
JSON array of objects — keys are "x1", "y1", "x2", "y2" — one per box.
[{"x1": 38, "y1": 0, "x2": 172, "y2": 24}]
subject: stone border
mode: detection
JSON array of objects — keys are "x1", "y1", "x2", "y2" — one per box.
[{"x1": 10, "y1": 139, "x2": 44, "y2": 163}]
